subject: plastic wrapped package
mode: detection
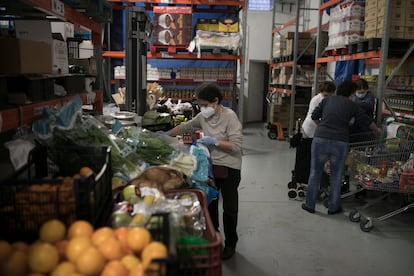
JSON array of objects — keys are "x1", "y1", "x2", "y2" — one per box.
[{"x1": 189, "y1": 30, "x2": 242, "y2": 58}]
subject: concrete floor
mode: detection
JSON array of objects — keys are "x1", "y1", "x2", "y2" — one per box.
[{"x1": 221, "y1": 123, "x2": 414, "y2": 276}]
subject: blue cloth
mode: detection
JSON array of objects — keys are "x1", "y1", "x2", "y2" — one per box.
[{"x1": 305, "y1": 137, "x2": 349, "y2": 212}]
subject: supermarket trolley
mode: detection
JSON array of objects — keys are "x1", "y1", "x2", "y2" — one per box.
[{"x1": 347, "y1": 137, "x2": 414, "y2": 232}]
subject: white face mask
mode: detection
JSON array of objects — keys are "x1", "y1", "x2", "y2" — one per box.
[
  {"x1": 200, "y1": 106, "x2": 215, "y2": 118},
  {"x1": 356, "y1": 92, "x2": 367, "y2": 99}
]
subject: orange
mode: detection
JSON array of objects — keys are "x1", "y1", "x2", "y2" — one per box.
[
  {"x1": 11, "y1": 241, "x2": 29, "y2": 252},
  {"x1": 121, "y1": 254, "x2": 141, "y2": 271},
  {"x1": 101, "y1": 260, "x2": 129, "y2": 276},
  {"x1": 39, "y1": 219, "x2": 66, "y2": 243},
  {"x1": 28, "y1": 242, "x2": 59, "y2": 274},
  {"x1": 67, "y1": 220, "x2": 94, "y2": 239},
  {"x1": 66, "y1": 236, "x2": 92, "y2": 263},
  {"x1": 114, "y1": 227, "x2": 132, "y2": 254},
  {"x1": 75, "y1": 246, "x2": 106, "y2": 276},
  {"x1": 141, "y1": 241, "x2": 167, "y2": 269},
  {"x1": 79, "y1": 166, "x2": 94, "y2": 177},
  {"x1": 0, "y1": 248, "x2": 28, "y2": 276},
  {"x1": 126, "y1": 228, "x2": 151, "y2": 253},
  {"x1": 0, "y1": 240, "x2": 12, "y2": 259},
  {"x1": 50, "y1": 261, "x2": 76, "y2": 276},
  {"x1": 91, "y1": 227, "x2": 115, "y2": 246},
  {"x1": 98, "y1": 236, "x2": 124, "y2": 260},
  {"x1": 54, "y1": 239, "x2": 68, "y2": 261},
  {"x1": 129, "y1": 263, "x2": 145, "y2": 276}
]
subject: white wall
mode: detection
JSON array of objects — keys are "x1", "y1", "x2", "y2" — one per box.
[{"x1": 246, "y1": 11, "x2": 273, "y2": 61}]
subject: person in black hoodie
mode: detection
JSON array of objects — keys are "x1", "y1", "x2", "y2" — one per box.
[{"x1": 301, "y1": 80, "x2": 382, "y2": 215}]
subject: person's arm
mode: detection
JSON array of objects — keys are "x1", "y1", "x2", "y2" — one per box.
[
  {"x1": 221, "y1": 114, "x2": 243, "y2": 153},
  {"x1": 166, "y1": 114, "x2": 201, "y2": 136}
]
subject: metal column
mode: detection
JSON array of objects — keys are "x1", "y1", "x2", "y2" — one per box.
[
  {"x1": 312, "y1": 0, "x2": 323, "y2": 98},
  {"x1": 375, "y1": 0, "x2": 391, "y2": 125},
  {"x1": 288, "y1": 0, "x2": 301, "y2": 137},
  {"x1": 125, "y1": 7, "x2": 149, "y2": 116}
]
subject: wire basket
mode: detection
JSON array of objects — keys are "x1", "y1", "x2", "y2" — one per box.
[{"x1": 0, "y1": 145, "x2": 113, "y2": 242}]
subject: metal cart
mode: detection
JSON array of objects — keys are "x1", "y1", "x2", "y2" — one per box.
[{"x1": 347, "y1": 137, "x2": 414, "y2": 232}]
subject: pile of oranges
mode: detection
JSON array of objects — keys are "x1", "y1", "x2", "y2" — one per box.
[{"x1": 0, "y1": 219, "x2": 168, "y2": 276}]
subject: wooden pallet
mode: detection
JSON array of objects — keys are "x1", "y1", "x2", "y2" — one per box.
[
  {"x1": 324, "y1": 47, "x2": 348, "y2": 56},
  {"x1": 150, "y1": 45, "x2": 189, "y2": 54}
]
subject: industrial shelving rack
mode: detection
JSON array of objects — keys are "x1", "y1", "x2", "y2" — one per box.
[
  {"x1": 0, "y1": 0, "x2": 107, "y2": 133},
  {"x1": 314, "y1": 0, "x2": 414, "y2": 124},
  {"x1": 103, "y1": 0, "x2": 246, "y2": 116}
]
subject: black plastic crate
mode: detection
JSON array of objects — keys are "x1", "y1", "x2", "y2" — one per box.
[{"x1": 0, "y1": 145, "x2": 113, "y2": 242}]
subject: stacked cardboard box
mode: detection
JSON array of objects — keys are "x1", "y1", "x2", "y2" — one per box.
[
  {"x1": 272, "y1": 34, "x2": 286, "y2": 58},
  {"x1": 364, "y1": 0, "x2": 414, "y2": 39},
  {"x1": 285, "y1": 32, "x2": 315, "y2": 56},
  {"x1": 327, "y1": 0, "x2": 365, "y2": 49},
  {"x1": 152, "y1": 6, "x2": 192, "y2": 46}
]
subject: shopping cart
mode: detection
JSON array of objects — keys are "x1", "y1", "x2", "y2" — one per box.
[{"x1": 347, "y1": 137, "x2": 414, "y2": 232}]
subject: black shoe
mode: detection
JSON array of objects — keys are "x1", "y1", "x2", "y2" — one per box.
[
  {"x1": 222, "y1": 246, "x2": 236, "y2": 260},
  {"x1": 301, "y1": 203, "x2": 315, "y2": 214},
  {"x1": 328, "y1": 207, "x2": 343, "y2": 215}
]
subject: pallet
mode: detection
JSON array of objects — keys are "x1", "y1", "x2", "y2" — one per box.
[
  {"x1": 272, "y1": 54, "x2": 314, "y2": 64},
  {"x1": 324, "y1": 47, "x2": 348, "y2": 56},
  {"x1": 150, "y1": 45, "x2": 189, "y2": 54}
]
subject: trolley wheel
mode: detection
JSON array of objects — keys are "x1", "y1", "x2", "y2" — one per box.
[
  {"x1": 297, "y1": 186, "x2": 306, "y2": 198},
  {"x1": 288, "y1": 188, "x2": 298, "y2": 199},
  {"x1": 349, "y1": 209, "x2": 361, "y2": 222},
  {"x1": 360, "y1": 218, "x2": 374, "y2": 232},
  {"x1": 287, "y1": 181, "x2": 297, "y2": 189},
  {"x1": 268, "y1": 130, "x2": 277, "y2": 140}
]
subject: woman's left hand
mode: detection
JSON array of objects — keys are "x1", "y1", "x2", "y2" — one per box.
[{"x1": 198, "y1": 136, "x2": 218, "y2": 146}]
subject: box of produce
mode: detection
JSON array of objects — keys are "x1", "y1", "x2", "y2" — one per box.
[
  {"x1": 112, "y1": 186, "x2": 221, "y2": 275},
  {"x1": 0, "y1": 145, "x2": 112, "y2": 242}
]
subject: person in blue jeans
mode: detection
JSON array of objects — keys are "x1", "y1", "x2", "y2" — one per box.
[{"x1": 302, "y1": 80, "x2": 382, "y2": 215}]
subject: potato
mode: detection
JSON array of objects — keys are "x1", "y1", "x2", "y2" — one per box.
[{"x1": 144, "y1": 167, "x2": 170, "y2": 183}]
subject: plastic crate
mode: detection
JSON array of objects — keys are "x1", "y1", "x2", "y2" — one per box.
[
  {"x1": 0, "y1": 145, "x2": 113, "y2": 242},
  {"x1": 166, "y1": 189, "x2": 222, "y2": 276}
]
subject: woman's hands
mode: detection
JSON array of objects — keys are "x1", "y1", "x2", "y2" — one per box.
[{"x1": 198, "y1": 136, "x2": 218, "y2": 146}]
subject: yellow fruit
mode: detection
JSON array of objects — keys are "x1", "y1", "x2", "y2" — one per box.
[
  {"x1": 114, "y1": 227, "x2": 132, "y2": 255},
  {"x1": 67, "y1": 220, "x2": 94, "y2": 239},
  {"x1": 55, "y1": 239, "x2": 68, "y2": 261},
  {"x1": 75, "y1": 246, "x2": 106, "y2": 276},
  {"x1": 11, "y1": 241, "x2": 29, "y2": 253},
  {"x1": 0, "y1": 249, "x2": 28, "y2": 276},
  {"x1": 39, "y1": 219, "x2": 66, "y2": 243},
  {"x1": 92, "y1": 227, "x2": 115, "y2": 246},
  {"x1": 126, "y1": 228, "x2": 151, "y2": 254},
  {"x1": 66, "y1": 236, "x2": 92, "y2": 263},
  {"x1": 121, "y1": 254, "x2": 141, "y2": 271},
  {"x1": 0, "y1": 240, "x2": 12, "y2": 259},
  {"x1": 28, "y1": 242, "x2": 59, "y2": 274},
  {"x1": 141, "y1": 241, "x2": 167, "y2": 269},
  {"x1": 129, "y1": 213, "x2": 148, "y2": 227},
  {"x1": 79, "y1": 166, "x2": 94, "y2": 177},
  {"x1": 98, "y1": 236, "x2": 124, "y2": 261},
  {"x1": 129, "y1": 263, "x2": 145, "y2": 276},
  {"x1": 101, "y1": 260, "x2": 129, "y2": 276},
  {"x1": 50, "y1": 261, "x2": 76, "y2": 276},
  {"x1": 143, "y1": 195, "x2": 155, "y2": 205}
]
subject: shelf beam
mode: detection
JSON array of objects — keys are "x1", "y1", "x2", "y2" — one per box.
[
  {"x1": 316, "y1": 50, "x2": 382, "y2": 63},
  {"x1": 272, "y1": 17, "x2": 296, "y2": 35},
  {"x1": 103, "y1": 51, "x2": 241, "y2": 61},
  {"x1": 20, "y1": 0, "x2": 102, "y2": 43},
  {"x1": 107, "y1": 0, "x2": 245, "y2": 7}
]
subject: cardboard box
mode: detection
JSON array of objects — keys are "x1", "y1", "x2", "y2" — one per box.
[
  {"x1": 0, "y1": 38, "x2": 52, "y2": 74},
  {"x1": 404, "y1": 26, "x2": 414, "y2": 39},
  {"x1": 208, "y1": 19, "x2": 219, "y2": 32},
  {"x1": 364, "y1": 0, "x2": 377, "y2": 11},
  {"x1": 51, "y1": 22, "x2": 74, "y2": 41},
  {"x1": 152, "y1": 6, "x2": 192, "y2": 46},
  {"x1": 52, "y1": 38, "x2": 69, "y2": 74},
  {"x1": 68, "y1": 58, "x2": 97, "y2": 75},
  {"x1": 14, "y1": 20, "x2": 52, "y2": 44},
  {"x1": 405, "y1": 8, "x2": 414, "y2": 25}
]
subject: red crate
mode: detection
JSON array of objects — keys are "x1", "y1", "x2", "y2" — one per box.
[{"x1": 399, "y1": 171, "x2": 414, "y2": 193}]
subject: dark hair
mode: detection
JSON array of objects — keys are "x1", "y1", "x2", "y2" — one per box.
[
  {"x1": 319, "y1": 81, "x2": 336, "y2": 93},
  {"x1": 336, "y1": 80, "x2": 357, "y2": 97},
  {"x1": 196, "y1": 83, "x2": 223, "y2": 103},
  {"x1": 355, "y1": 78, "x2": 368, "y2": 90}
]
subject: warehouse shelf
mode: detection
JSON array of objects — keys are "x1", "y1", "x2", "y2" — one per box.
[
  {"x1": 103, "y1": 50, "x2": 242, "y2": 61},
  {"x1": 316, "y1": 50, "x2": 382, "y2": 63},
  {"x1": 0, "y1": 92, "x2": 103, "y2": 133},
  {"x1": 107, "y1": 0, "x2": 245, "y2": 8}
]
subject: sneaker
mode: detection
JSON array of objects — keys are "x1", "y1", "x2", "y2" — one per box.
[
  {"x1": 222, "y1": 246, "x2": 236, "y2": 260},
  {"x1": 328, "y1": 207, "x2": 343, "y2": 215},
  {"x1": 301, "y1": 203, "x2": 315, "y2": 214}
]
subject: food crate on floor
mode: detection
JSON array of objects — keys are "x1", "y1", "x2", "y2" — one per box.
[
  {"x1": 0, "y1": 145, "x2": 113, "y2": 242},
  {"x1": 166, "y1": 189, "x2": 222, "y2": 276}
]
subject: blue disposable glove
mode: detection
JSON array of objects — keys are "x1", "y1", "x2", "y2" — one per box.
[{"x1": 198, "y1": 136, "x2": 217, "y2": 146}]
